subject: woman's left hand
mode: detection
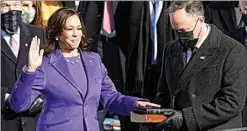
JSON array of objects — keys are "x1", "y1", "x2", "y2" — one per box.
[{"x1": 134, "y1": 101, "x2": 161, "y2": 108}]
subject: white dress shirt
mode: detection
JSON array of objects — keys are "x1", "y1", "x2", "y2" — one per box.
[
  {"x1": 186, "y1": 24, "x2": 211, "y2": 63},
  {"x1": 1, "y1": 28, "x2": 20, "y2": 51}
]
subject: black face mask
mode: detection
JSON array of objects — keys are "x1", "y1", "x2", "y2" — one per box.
[
  {"x1": 242, "y1": 14, "x2": 247, "y2": 26},
  {"x1": 177, "y1": 19, "x2": 199, "y2": 49},
  {"x1": 1, "y1": 10, "x2": 22, "y2": 35}
]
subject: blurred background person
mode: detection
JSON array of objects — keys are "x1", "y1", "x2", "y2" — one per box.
[
  {"x1": 40, "y1": 1, "x2": 75, "y2": 27},
  {"x1": 203, "y1": 1, "x2": 243, "y2": 34},
  {"x1": 21, "y1": 1, "x2": 76, "y2": 27},
  {"x1": 21, "y1": 1, "x2": 43, "y2": 26},
  {"x1": 21, "y1": 1, "x2": 36, "y2": 24},
  {"x1": 227, "y1": 0, "x2": 247, "y2": 127},
  {"x1": 1, "y1": 1, "x2": 46, "y2": 131},
  {"x1": 121, "y1": 1, "x2": 176, "y2": 130},
  {"x1": 78, "y1": 1, "x2": 177, "y2": 131}
]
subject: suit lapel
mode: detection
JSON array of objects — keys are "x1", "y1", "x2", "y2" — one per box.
[
  {"x1": 112, "y1": 1, "x2": 118, "y2": 14},
  {"x1": 1, "y1": 36, "x2": 17, "y2": 63},
  {"x1": 175, "y1": 45, "x2": 220, "y2": 95},
  {"x1": 170, "y1": 42, "x2": 186, "y2": 79},
  {"x1": 155, "y1": 1, "x2": 164, "y2": 26},
  {"x1": 17, "y1": 23, "x2": 33, "y2": 68},
  {"x1": 175, "y1": 25, "x2": 222, "y2": 95},
  {"x1": 79, "y1": 51, "x2": 94, "y2": 101},
  {"x1": 50, "y1": 49, "x2": 84, "y2": 99}
]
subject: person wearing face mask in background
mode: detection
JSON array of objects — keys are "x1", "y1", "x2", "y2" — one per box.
[
  {"x1": 20, "y1": 1, "x2": 75, "y2": 28},
  {"x1": 150, "y1": 1, "x2": 247, "y2": 131},
  {"x1": 21, "y1": 1, "x2": 36, "y2": 24},
  {"x1": 21, "y1": 1, "x2": 44, "y2": 27},
  {"x1": 1, "y1": 1, "x2": 46, "y2": 131},
  {"x1": 227, "y1": 1, "x2": 247, "y2": 128}
]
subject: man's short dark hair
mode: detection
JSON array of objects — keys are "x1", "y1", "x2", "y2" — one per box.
[{"x1": 169, "y1": 1, "x2": 204, "y2": 17}]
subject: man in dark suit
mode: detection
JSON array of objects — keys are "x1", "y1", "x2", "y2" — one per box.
[
  {"x1": 153, "y1": 1, "x2": 247, "y2": 131},
  {"x1": 77, "y1": 1, "x2": 126, "y2": 130},
  {"x1": 124, "y1": 1, "x2": 176, "y2": 105},
  {"x1": 1, "y1": 1, "x2": 46, "y2": 131},
  {"x1": 115, "y1": 2, "x2": 176, "y2": 131},
  {"x1": 204, "y1": 1, "x2": 243, "y2": 34},
  {"x1": 227, "y1": 1, "x2": 247, "y2": 127}
]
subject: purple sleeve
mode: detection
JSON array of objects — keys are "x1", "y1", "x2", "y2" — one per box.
[
  {"x1": 10, "y1": 65, "x2": 45, "y2": 112},
  {"x1": 97, "y1": 55, "x2": 143, "y2": 115}
]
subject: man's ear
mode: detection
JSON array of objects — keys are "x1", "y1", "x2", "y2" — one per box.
[{"x1": 198, "y1": 16, "x2": 205, "y2": 23}]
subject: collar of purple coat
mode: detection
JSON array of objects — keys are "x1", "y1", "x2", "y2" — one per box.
[
  {"x1": 49, "y1": 48, "x2": 95, "y2": 64},
  {"x1": 47, "y1": 48, "x2": 96, "y2": 100}
]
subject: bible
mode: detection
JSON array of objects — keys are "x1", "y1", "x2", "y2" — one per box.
[{"x1": 130, "y1": 107, "x2": 174, "y2": 123}]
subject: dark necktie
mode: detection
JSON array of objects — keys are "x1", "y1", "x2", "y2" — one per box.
[{"x1": 10, "y1": 34, "x2": 19, "y2": 57}]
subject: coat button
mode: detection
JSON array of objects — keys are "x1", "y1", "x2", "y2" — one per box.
[
  {"x1": 16, "y1": 70, "x2": 20, "y2": 74},
  {"x1": 97, "y1": 14, "x2": 102, "y2": 18},
  {"x1": 191, "y1": 94, "x2": 196, "y2": 99},
  {"x1": 22, "y1": 121, "x2": 26, "y2": 126}
]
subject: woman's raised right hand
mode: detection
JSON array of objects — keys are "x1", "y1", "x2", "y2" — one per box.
[{"x1": 27, "y1": 36, "x2": 44, "y2": 72}]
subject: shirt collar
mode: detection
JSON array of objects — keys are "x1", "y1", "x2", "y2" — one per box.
[
  {"x1": 1, "y1": 27, "x2": 20, "y2": 37},
  {"x1": 195, "y1": 24, "x2": 211, "y2": 49}
]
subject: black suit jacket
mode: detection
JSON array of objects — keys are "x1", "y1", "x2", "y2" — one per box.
[
  {"x1": 155, "y1": 25, "x2": 247, "y2": 130},
  {"x1": 1, "y1": 22, "x2": 46, "y2": 131},
  {"x1": 227, "y1": 27, "x2": 247, "y2": 127},
  {"x1": 78, "y1": 1, "x2": 122, "y2": 52},
  {"x1": 78, "y1": 1, "x2": 130, "y2": 92},
  {"x1": 204, "y1": 1, "x2": 239, "y2": 33},
  {"x1": 61, "y1": 1, "x2": 75, "y2": 9},
  {"x1": 227, "y1": 27, "x2": 247, "y2": 47},
  {"x1": 124, "y1": 1, "x2": 176, "y2": 96}
]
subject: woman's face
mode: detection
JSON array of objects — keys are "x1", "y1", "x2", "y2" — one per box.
[
  {"x1": 21, "y1": 1, "x2": 36, "y2": 23},
  {"x1": 59, "y1": 14, "x2": 83, "y2": 51}
]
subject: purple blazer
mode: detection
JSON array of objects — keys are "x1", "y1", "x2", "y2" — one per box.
[{"x1": 10, "y1": 49, "x2": 140, "y2": 131}]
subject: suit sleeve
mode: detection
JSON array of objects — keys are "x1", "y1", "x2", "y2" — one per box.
[
  {"x1": 1, "y1": 86, "x2": 8, "y2": 110},
  {"x1": 10, "y1": 65, "x2": 45, "y2": 112},
  {"x1": 182, "y1": 44, "x2": 247, "y2": 130},
  {"x1": 96, "y1": 54, "x2": 141, "y2": 115}
]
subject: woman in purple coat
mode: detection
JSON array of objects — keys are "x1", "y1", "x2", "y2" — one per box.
[{"x1": 10, "y1": 8, "x2": 160, "y2": 131}]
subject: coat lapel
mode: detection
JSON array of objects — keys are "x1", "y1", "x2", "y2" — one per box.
[
  {"x1": 112, "y1": 1, "x2": 118, "y2": 14},
  {"x1": 50, "y1": 49, "x2": 84, "y2": 99},
  {"x1": 170, "y1": 42, "x2": 186, "y2": 78},
  {"x1": 174, "y1": 25, "x2": 222, "y2": 95},
  {"x1": 1, "y1": 36, "x2": 17, "y2": 63},
  {"x1": 79, "y1": 50, "x2": 94, "y2": 100},
  {"x1": 17, "y1": 23, "x2": 33, "y2": 68}
]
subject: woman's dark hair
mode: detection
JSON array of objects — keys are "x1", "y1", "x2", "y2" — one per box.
[
  {"x1": 44, "y1": 7, "x2": 89, "y2": 55},
  {"x1": 31, "y1": 1, "x2": 43, "y2": 27}
]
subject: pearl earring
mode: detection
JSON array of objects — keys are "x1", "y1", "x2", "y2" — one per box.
[{"x1": 55, "y1": 37, "x2": 58, "y2": 41}]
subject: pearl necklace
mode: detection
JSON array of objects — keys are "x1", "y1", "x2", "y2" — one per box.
[{"x1": 65, "y1": 56, "x2": 80, "y2": 64}]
